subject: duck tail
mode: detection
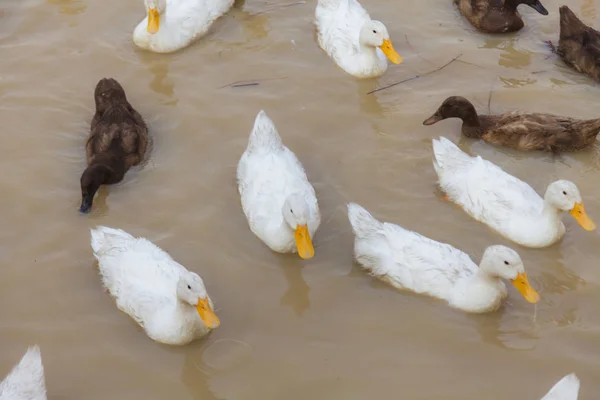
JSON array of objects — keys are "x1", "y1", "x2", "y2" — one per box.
[
  {"x1": 246, "y1": 110, "x2": 283, "y2": 152},
  {"x1": 575, "y1": 118, "x2": 600, "y2": 140},
  {"x1": 559, "y1": 6, "x2": 587, "y2": 39},
  {"x1": 1, "y1": 346, "x2": 46, "y2": 397},
  {"x1": 432, "y1": 136, "x2": 472, "y2": 176},
  {"x1": 90, "y1": 226, "x2": 134, "y2": 255},
  {"x1": 541, "y1": 373, "x2": 580, "y2": 400},
  {"x1": 347, "y1": 203, "x2": 383, "y2": 239}
]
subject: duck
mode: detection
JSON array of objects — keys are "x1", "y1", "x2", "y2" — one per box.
[
  {"x1": 314, "y1": 0, "x2": 403, "y2": 78},
  {"x1": 133, "y1": 0, "x2": 234, "y2": 53},
  {"x1": 347, "y1": 203, "x2": 540, "y2": 313},
  {"x1": 423, "y1": 96, "x2": 600, "y2": 152},
  {"x1": 454, "y1": 0, "x2": 548, "y2": 33},
  {"x1": 555, "y1": 6, "x2": 600, "y2": 83},
  {"x1": 237, "y1": 110, "x2": 321, "y2": 260},
  {"x1": 0, "y1": 346, "x2": 46, "y2": 400},
  {"x1": 79, "y1": 78, "x2": 148, "y2": 214},
  {"x1": 541, "y1": 373, "x2": 580, "y2": 400},
  {"x1": 90, "y1": 226, "x2": 220, "y2": 345},
  {"x1": 432, "y1": 136, "x2": 596, "y2": 248}
]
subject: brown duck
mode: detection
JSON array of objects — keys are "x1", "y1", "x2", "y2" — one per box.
[
  {"x1": 555, "y1": 6, "x2": 600, "y2": 83},
  {"x1": 79, "y1": 78, "x2": 148, "y2": 213},
  {"x1": 423, "y1": 96, "x2": 600, "y2": 152},
  {"x1": 454, "y1": 0, "x2": 548, "y2": 33}
]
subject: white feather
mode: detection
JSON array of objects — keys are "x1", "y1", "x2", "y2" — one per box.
[{"x1": 0, "y1": 346, "x2": 46, "y2": 400}]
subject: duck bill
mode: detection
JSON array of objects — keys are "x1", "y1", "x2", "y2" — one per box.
[
  {"x1": 294, "y1": 224, "x2": 315, "y2": 260},
  {"x1": 147, "y1": 8, "x2": 160, "y2": 34},
  {"x1": 196, "y1": 298, "x2": 220, "y2": 329},
  {"x1": 378, "y1": 39, "x2": 403, "y2": 65},
  {"x1": 528, "y1": 0, "x2": 549, "y2": 15},
  {"x1": 569, "y1": 202, "x2": 596, "y2": 231},
  {"x1": 511, "y1": 272, "x2": 540, "y2": 304},
  {"x1": 423, "y1": 111, "x2": 443, "y2": 126}
]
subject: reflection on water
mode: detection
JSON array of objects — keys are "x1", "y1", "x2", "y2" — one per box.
[
  {"x1": 47, "y1": 0, "x2": 87, "y2": 15},
  {"x1": 581, "y1": 0, "x2": 597, "y2": 19},
  {"x1": 481, "y1": 38, "x2": 532, "y2": 69},
  {"x1": 279, "y1": 260, "x2": 311, "y2": 316},
  {"x1": 181, "y1": 348, "x2": 223, "y2": 400},
  {"x1": 499, "y1": 76, "x2": 536, "y2": 88}
]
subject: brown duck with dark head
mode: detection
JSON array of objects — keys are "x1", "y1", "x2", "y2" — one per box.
[
  {"x1": 454, "y1": 0, "x2": 548, "y2": 33},
  {"x1": 80, "y1": 78, "x2": 148, "y2": 213},
  {"x1": 423, "y1": 96, "x2": 600, "y2": 152},
  {"x1": 556, "y1": 6, "x2": 600, "y2": 83}
]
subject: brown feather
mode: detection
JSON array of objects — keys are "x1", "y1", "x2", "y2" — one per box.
[
  {"x1": 557, "y1": 6, "x2": 600, "y2": 83},
  {"x1": 424, "y1": 96, "x2": 600, "y2": 152},
  {"x1": 454, "y1": 0, "x2": 547, "y2": 33},
  {"x1": 79, "y1": 78, "x2": 148, "y2": 213}
]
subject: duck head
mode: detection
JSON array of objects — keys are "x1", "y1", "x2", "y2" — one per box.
[
  {"x1": 177, "y1": 272, "x2": 220, "y2": 329},
  {"x1": 359, "y1": 21, "x2": 403, "y2": 65},
  {"x1": 480, "y1": 245, "x2": 540, "y2": 304},
  {"x1": 423, "y1": 96, "x2": 478, "y2": 126},
  {"x1": 545, "y1": 180, "x2": 596, "y2": 231},
  {"x1": 144, "y1": 0, "x2": 167, "y2": 34},
  {"x1": 282, "y1": 193, "x2": 315, "y2": 260},
  {"x1": 79, "y1": 164, "x2": 112, "y2": 214}
]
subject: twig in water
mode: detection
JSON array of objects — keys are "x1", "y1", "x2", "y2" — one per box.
[
  {"x1": 232, "y1": 83, "x2": 260, "y2": 88},
  {"x1": 253, "y1": 1, "x2": 306, "y2": 16},
  {"x1": 487, "y1": 89, "x2": 493, "y2": 114},
  {"x1": 219, "y1": 76, "x2": 287, "y2": 89},
  {"x1": 368, "y1": 53, "x2": 463, "y2": 95}
]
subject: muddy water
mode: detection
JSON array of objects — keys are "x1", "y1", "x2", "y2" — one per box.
[{"x1": 1, "y1": 0, "x2": 600, "y2": 398}]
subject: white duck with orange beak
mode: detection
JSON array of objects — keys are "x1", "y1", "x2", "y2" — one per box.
[
  {"x1": 315, "y1": 0, "x2": 403, "y2": 78},
  {"x1": 90, "y1": 226, "x2": 220, "y2": 345},
  {"x1": 237, "y1": 111, "x2": 321, "y2": 260},
  {"x1": 432, "y1": 137, "x2": 596, "y2": 248},
  {"x1": 133, "y1": 0, "x2": 234, "y2": 53}
]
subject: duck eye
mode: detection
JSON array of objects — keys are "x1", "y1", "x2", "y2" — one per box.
[
  {"x1": 187, "y1": 285, "x2": 191, "y2": 290},
  {"x1": 563, "y1": 191, "x2": 567, "y2": 195},
  {"x1": 290, "y1": 209, "x2": 293, "y2": 214},
  {"x1": 504, "y1": 261, "x2": 509, "y2": 265},
  {"x1": 372, "y1": 30, "x2": 377, "y2": 33}
]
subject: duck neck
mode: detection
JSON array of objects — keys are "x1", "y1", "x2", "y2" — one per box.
[
  {"x1": 460, "y1": 113, "x2": 483, "y2": 138},
  {"x1": 503, "y1": 0, "x2": 520, "y2": 12},
  {"x1": 79, "y1": 164, "x2": 116, "y2": 213}
]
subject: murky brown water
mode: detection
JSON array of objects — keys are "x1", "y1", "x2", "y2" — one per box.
[{"x1": 1, "y1": 0, "x2": 600, "y2": 398}]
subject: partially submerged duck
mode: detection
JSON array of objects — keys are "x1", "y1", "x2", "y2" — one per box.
[
  {"x1": 556, "y1": 6, "x2": 600, "y2": 83},
  {"x1": 91, "y1": 226, "x2": 220, "y2": 345},
  {"x1": 237, "y1": 111, "x2": 321, "y2": 260},
  {"x1": 0, "y1": 346, "x2": 46, "y2": 400},
  {"x1": 79, "y1": 78, "x2": 148, "y2": 214},
  {"x1": 541, "y1": 373, "x2": 580, "y2": 400},
  {"x1": 432, "y1": 137, "x2": 596, "y2": 248},
  {"x1": 315, "y1": 0, "x2": 403, "y2": 78},
  {"x1": 423, "y1": 96, "x2": 600, "y2": 152},
  {"x1": 454, "y1": 0, "x2": 548, "y2": 33},
  {"x1": 347, "y1": 203, "x2": 540, "y2": 313},
  {"x1": 133, "y1": 0, "x2": 235, "y2": 53}
]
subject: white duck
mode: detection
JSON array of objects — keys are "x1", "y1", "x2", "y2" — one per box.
[
  {"x1": 237, "y1": 110, "x2": 321, "y2": 260},
  {"x1": 0, "y1": 346, "x2": 46, "y2": 400},
  {"x1": 541, "y1": 373, "x2": 580, "y2": 400},
  {"x1": 315, "y1": 0, "x2": 403, "y2": 78},
  {"x1": 90, "y1": 226, "x2": 220, "y2": 345},
  {"x1": 347, "y1": 203, "x2": 540, "y2": 313},
  {"x1": 432, "y1": 137, "x2": 596, "y2": 248},
  {"x1": 133, "y1": 0, "x2": 234, "y2": 53}
]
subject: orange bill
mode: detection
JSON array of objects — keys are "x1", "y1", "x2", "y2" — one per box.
[
  {"x1": 569, "y1": 202, "x2": 596, "y2": 231},
  {"x1": 511, "y1": 272, "x2": 540, "y2": 304},
  {"x1": 196, "y1": 297, "x2": 220, "y2": 329},
  {"x1": 379, "y1": 39, "x2": 403, "y2": 65},
  {"x1": 147, "y1": 8, "x2": 160, "y2": 34},
  {"x1": 294, "y1": 224, "x2": 315, "y2": 260}
]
